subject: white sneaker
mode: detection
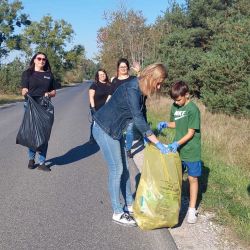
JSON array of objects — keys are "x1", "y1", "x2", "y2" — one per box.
[
  {"x1": 187, "y1": 207, "x2": 198, "y2": 224},
  {"x1": 112, "y1": 212, "x2": 137, "y2": 227},
  {"x1": 126, "y1": 205, "x2": 133, "y2": 215}
]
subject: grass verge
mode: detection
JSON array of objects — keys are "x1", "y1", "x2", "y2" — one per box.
[
  {"x1": 0, "y1": 94, "x2": 23, "y2": 105},
  {"x1": 147, "y1": 95, "x2": 250, "y2": 245}
]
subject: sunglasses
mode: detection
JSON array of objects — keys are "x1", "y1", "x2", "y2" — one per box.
[{"x1": 36, "y1": 57, "x2": 47, "y2": 62}]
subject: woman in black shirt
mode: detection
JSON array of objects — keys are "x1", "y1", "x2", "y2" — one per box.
[
  {"x1": 88, "y1": 69, "x2": 112, "y2": 143},
  {"x1": 111, "y1": 58, "x2": 142, "y2": 158},
  {"x1": 21, "y1": 52, "x2": 56, "y2": 171}
]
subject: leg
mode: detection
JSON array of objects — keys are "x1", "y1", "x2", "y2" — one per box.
[
  {"x1": 125, "y1": 122, "x2": 134, "y2": 158},
  {"x1": 185, "y1": 161, "x2": 202, "y2": 223},
  {"x1": 188, "y1": 176, "x2": 198, "y2": 208},
  {"x1": 120, "y1": 138, "x2": 134, "y2": 207},
  {"x1": 89, "y1": 121, "x2": 95, "y2": 143},
  {"x1": 37, "y1": 143, "x2": 48, "y2": 165},
  {"x1": 93, "y1": 122, "x2": 124, "y2": 214},
  {"x1": 27, "y1": 148, "x2": 36, "y2": 169},
  {"x1": 28, "y1": 148, "x2": 36, "y2": 161},
  {"x1": 125, "y1": 122, "x2": 134, "y2": 151}
]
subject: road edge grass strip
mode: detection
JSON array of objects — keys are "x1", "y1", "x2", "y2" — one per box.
[{"x1": 0, "y1": 94, "x2": 24, "y2": 106}]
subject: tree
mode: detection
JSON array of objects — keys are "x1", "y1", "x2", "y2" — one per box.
[
  {"x1": 23, "y1": 15, "x2": 74, "y2": 82},
  {"x1": 0, "y1": 0, "x2": 30, "y2": 63},
  {"x1": 97, "y1": 4, "x2": 149, "y2": 75},
  {"x1": 153, "y1": 0, "x2": 250, "y2": 116},
  {"x1": 63, "y1": 45, "x2": 97, "y2": 83}
]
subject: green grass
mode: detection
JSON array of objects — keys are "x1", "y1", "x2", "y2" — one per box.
[{"x1": 147, "y1": 110, "x2": 250, "y2": 244}]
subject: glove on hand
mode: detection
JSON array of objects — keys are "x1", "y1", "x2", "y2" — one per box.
[
  {"x1": 156, "y1": 142, "x2": 170, "y2": 154},
  {"x1": 168, "y1": 141, "x2": 180, "y2": 153},
  {"x1": 157, "y1": 121, "x2": 168, "y2": 131}
]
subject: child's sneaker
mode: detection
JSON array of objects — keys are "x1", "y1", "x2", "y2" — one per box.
[
  {"x1": 112, "y1": 212, "x2": 137, "y2": 227},
  {"x1": 187, "y1": 207, "x2": 198, "y2": 224}
]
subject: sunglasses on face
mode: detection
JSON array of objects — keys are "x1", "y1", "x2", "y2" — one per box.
[{"x1": 36, "y1": 57, "x2": 47, "y2": 62}]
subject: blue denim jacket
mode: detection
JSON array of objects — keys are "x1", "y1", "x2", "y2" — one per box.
[{"x1": 93, "y1": 77, "x2": 153, "y2": 140}]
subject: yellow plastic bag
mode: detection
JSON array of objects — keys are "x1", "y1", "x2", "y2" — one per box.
[{"x1": 133, "y1": 144, "x2": 182, "y2": 230}]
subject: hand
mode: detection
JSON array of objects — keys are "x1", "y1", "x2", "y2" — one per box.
[
  {"x1": 131, "y1": 61, "x2": 141, "y2": 74},
  {"x1": 44, "y1": 92, "x2": 50, "y2": 97},
  {"x1": 157, "y1": 121, "x2": 168, "y2": 131},
  {"x1": 22, "y1": 88, "x2": 28, "y2": 97},
  {"x1": 156, "y1": 142, "x2": 170, "y2": 154},
  {"x1": 168, "y1": 141, "x2": 180, "y2": 153}
]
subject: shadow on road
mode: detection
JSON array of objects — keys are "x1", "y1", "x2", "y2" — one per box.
[{"x1": 46, "y1": 142, "x2": 99, "y2": 168}]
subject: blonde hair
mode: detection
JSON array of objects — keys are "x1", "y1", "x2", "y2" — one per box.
[{"x1": 139, "y1": 63, "x2": 167, "y2": 96}]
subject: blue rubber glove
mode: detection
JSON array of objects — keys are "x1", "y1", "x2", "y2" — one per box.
[
  {"x1": 156, "y1": 142, "x2": 170, "y2": 154},
  {"x1": 157, "y1": 121, "x2": 168, "y2": 131},
  {"x1": 168, "y1": 141, "x2": 180, "y2": 153}
]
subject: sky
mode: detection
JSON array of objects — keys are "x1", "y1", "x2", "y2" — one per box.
[{"x1": 14, "y1": 0, "x2": 185, "y2": 60}]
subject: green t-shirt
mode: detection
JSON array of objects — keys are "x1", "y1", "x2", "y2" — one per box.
[{"x1": 170, "y1": 101, "x2": 201, "y2": 162}]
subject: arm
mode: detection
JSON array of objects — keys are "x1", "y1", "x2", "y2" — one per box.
[
  {"x1": 169, "y1": 128, "x2": 195, "y2": 153},
  {"x1": 89, "y1": 89, "x2": 95, "y2": 108},
  {"x1": 22, "y1": 88, "x2": 28, "y2": 96},
  {"x1": 131, "y1": 61, "x2": 141, "y2": 76},
  {"x1": 45, "y1": 90, "x2": 56, "y2": 98},
  {"x1": 177, "y1": 128, "x2": 195, "y2": 145},
  {"x1": 46, "y1": 73, "x2": 56, "y2": 97},
  {"x1": 21, "y1": 71, "x2": 29, "y2": 96}
]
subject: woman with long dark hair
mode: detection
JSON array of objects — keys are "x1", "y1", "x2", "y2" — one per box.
[
  {"x1": 88, "y1": 69, "x2": 112, "y2": 143},
  {"x1": 21, "y1": 52, "x2": 56, "y2": 171}
]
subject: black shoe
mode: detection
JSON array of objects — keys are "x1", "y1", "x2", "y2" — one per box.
[
  {"x1": 37, "y1": 164, "x2": 51, "y2": 172},
  {"x1": 28, "y1": 159, "x2": 35, "y2": 169},
  {"x1": 127, "y1": 150, "x2": 133, "y2": 158}
]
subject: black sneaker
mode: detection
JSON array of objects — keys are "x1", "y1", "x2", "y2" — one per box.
[
  {"x1": 112, "y1": 212, "x2": 137, "y2": 227},
  {"x1": 28, "y1": 160, "x2": 35, "y2": 169},
  {"x1": 126, "y1": 150, "x2": 133, "y2": 158},
  {"x1": 37, "y1": 164, "x2": 51, "y2": 172}
]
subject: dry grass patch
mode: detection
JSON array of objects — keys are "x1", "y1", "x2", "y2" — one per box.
[{"x1": 147, "y1": 95, "x2": 250, "y2": 172}]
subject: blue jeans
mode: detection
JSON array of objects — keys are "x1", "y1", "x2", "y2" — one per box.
[
  {"x1": 28, "y1": 143, "x2": 48, "y2": 165},
  {"x1": 125, "y1": 122, "x2": 134, "y2": 151},
  {"x1": 92, "y1": 122, "x2": 134, "y2": 213},
  {"x1": 24, "y1": 102, "x2": 48, "y2": 165}
]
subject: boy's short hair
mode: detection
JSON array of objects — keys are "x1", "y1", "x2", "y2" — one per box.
[{"x1": 169, "y1": 80, "x2": 189, "y2": 99}]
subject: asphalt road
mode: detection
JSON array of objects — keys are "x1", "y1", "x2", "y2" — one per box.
[{"x1": 0, "y1": 83, "x2": 177, "y2": 250}]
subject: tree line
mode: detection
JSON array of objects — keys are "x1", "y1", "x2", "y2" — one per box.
[
  {"x1": 0, "y1": 0, "x2": 97, "y2": 94},
  {"x1": 1, "y1": 0, "x2": 249, "y2": 116},
  {"x1": 97, "y1": 0, "x2": 250, "y2": 117}
]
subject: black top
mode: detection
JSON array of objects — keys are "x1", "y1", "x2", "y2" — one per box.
[
  {"x1": 21, "y1": 70, "x2": 56, "y2": 97},
  {"x1": 89, "y1": 81, "x2": 112, "y2": 111},
  {"x1": 111, "y1": 75, "x2": 136, "y2": 94}
]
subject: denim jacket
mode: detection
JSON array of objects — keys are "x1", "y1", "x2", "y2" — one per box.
[{"x1": 93, "y1": 77, "x2": 153, "y2": 140}]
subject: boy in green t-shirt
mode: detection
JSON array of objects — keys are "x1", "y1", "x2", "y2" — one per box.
[{"x1": 157, "y1": 80, "x2": 201, "y2": 224}]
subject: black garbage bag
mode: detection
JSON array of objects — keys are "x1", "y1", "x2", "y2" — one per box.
[{"x1": 16, "y1": 95, "x2": 54, "y2": 151}]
